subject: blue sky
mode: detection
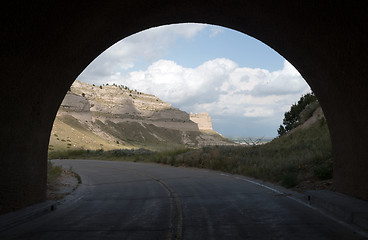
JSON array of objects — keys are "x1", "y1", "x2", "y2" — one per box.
[
  {"x1": 166, "y1": 27, "x2": 284, "y2": 71},
  {"x1": 77, "y1": 24, "x2": 311, "y2": 137}
]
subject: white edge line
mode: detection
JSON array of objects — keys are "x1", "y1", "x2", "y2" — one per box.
[
  {"x1": 234, "y1": 176, "x2": 283, "y2": 195},
  {"x1": 221, "y1": 174, "x2": 368, "y2": 238}
]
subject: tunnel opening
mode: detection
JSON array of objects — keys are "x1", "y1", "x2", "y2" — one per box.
[
  {"x1": 47, "y1": 23, "x2": 333, "y2": 201},
  {"x1": 1, "y1": 1, "x2": 367, "y2": 216},
  {"x1": 50, "y1": 23, "x2": 320, "y2": 148}
]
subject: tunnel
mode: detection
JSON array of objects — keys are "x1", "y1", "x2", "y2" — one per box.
[{"x1": 0, "y1": 1, "x2": 367, "y2": 213}]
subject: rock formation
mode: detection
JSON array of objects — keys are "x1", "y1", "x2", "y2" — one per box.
[
  {"x1": 190, "y1": 112, "x2": 213, "y2": 131},
  {"x1": 50, "y1": 81, "x2": 233, "y2": 151}
]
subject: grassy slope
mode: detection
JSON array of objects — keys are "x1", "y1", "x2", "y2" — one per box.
[
  {"x1": 49, "y1": 116, "x2": 126, "y2": 151},
  {"x1": 49, "y1": 116, "x2": 333, "y2": 192},
  {"x1": 158, "y1": 117, "x2": 333, "y2": 190},
  {"x1": 94, "y1": 120, "x2": 198, "y2": 150},
  {"x1": 49, "y1": 88, "x2": 332, "y2": 191},
  {"x1": 199, "y1": 129, "x2": 235, "y2": 144},
  {"x1": 49, "y1": 115, "x2": 203, "y2": 152}
]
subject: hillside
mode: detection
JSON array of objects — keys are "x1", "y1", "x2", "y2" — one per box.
[
  {"x1": 146, "y1": 104, "x2": 333, "y2": 191},
  {"x1": 49, "y1": 91, "x2": 333, "y2": 191},
  {"x1": 50, "y1": 103, "x2": 333, "y2": 192},
  {"x1": 49, "y1": 81, "x2": 233, "y2": 152}
]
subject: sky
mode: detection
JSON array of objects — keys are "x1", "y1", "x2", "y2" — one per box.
[{"x1": 77, "y1": 23, "x2": 311, "y2": 137}]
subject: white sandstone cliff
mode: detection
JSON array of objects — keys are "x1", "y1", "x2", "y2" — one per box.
[{"x1": 51, "y1": 80, "x2": 233, "y2": 150}]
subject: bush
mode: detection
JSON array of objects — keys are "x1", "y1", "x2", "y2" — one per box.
[
  {"x1": 314, "y1": 161, "x2": 333, "y2": 180},
  {"x1": 281, "y1": 172, "x2": 298, "y2": 188},
  {"x1": 47, "y1": 161, "x2": 63, "y2": 184},
  {"x1": 299, "y1": 101, "x2": 320, "y2": 124}
]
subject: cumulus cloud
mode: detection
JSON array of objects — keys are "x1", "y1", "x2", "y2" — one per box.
[
  {"x1": 121, "y1": 58, "x2": 237, "y2": 106},
  {"x1": 75, "y1": 23, "x2": 311, "y2": 136},
  {"x1": 77, "y1": 23, "x2": 207, "y2": 84},
  {"x1": 209, "y1": 25, "x2": 225, "y2": 38},
  {"x1": 117, "y1": 58, "x2": 310, "y2": 121},
  {"x1": 250, "y1": 61, "x2": 307, "y2": 96}
]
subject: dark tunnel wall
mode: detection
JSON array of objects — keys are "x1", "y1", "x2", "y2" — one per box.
[{"x1": 0, "y1": 1, "x2": 367, "y2": 213}]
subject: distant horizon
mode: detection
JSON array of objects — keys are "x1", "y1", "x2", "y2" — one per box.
[
  {"x1": 225, "y1": 135, "x2": 274, "y2": 139},
  {"x1": 77, "y1": 23, "x2": 311, "y2": 137},
  {"x1": 74, "y1": 79, "x2": 281, "y2": 139}
]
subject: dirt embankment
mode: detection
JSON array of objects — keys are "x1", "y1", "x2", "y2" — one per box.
[{"x1": 47, "y1": 169, "x2": 80, "y2": 201}]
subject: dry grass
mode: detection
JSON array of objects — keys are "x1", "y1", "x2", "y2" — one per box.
[
  {"x1": 156, "y1": 118, "x2": 333, "y2": 189},
  {"x1": 47, "y1": 161, "x2": 63, "y2": 184},
  {"x1": 49, "y1": 118, "x2": 332, "y2": 190}
]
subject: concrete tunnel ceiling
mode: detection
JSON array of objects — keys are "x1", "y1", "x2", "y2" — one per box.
[{"x1": 0, "y1": 1, "x2": 367, "y2": 213}]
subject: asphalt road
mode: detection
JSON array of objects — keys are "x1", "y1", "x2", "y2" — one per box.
[{"x1": 0, "y1": 160, "x2": 366, "y2": 239}]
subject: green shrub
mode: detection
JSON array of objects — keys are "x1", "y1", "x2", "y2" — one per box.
[
  {"x1": 281, "y1": 172, "x2": 298, "y2": 188},
  {"x1": 47, "y1": 161, "x2": 63, "y2": 184},
  {"x1": 314, "y1": 161, "x2": 333, "y2": 180},
  {"x1": 299, "y1": 101, "x2": 320, "y2": 124}
]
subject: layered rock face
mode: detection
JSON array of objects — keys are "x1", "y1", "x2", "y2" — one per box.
[
  {"x1": 50, "y1": 81, "x2": 233, "y2": 151},
  {"x1": 59, "y1": 81, "x2": 199, "y2": 131},
  {"x1": 190, "y1": 112, "x2": 213, "y2": 131}
]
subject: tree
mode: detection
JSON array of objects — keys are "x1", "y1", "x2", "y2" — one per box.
[
  {"x1": 277, "y1": 125, "x2": 286, "y2": 136},
  {"x1": 278, "y1": 92, "x2": 317, "y2": 136}
]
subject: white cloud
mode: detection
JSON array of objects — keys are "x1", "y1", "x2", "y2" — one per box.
[
  {"x1": 250, "y1": 61, "x2": 307, "y2": 97},
  {"x1": 209, "y1": 26, "x2": 225, "y2": 38},
  {"x1": 75, "y1": 23, "x2": 311, "y2": 136},
  {"x1": 122, "y1": 58, "x2": 237, "y2": 106},
  {"x1": 162, "y1": 23, "x2": 207, "y2": 38},
  {"x1": 77, "y1": 23, "x2": 207, "y2": 84},
  {"x1": 114, "y1": 58, "x2": 310, "y2": 121}
]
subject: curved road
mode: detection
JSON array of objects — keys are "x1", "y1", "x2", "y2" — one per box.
[{"x1": 0, "y1": 160, "x2": 366, "y2": 239}]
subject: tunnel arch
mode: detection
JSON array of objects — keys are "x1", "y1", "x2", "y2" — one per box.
[
  {"x1": 74, "y1": 22, "x2": 313, "y2": 139},
  {"x1": 1, "y1": 1, "x2": 367, "y2": 213}
]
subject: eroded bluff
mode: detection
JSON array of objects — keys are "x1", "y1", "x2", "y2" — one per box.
[{"x1": 50, "y1": 80, "x2": 233, "y2": 151}]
